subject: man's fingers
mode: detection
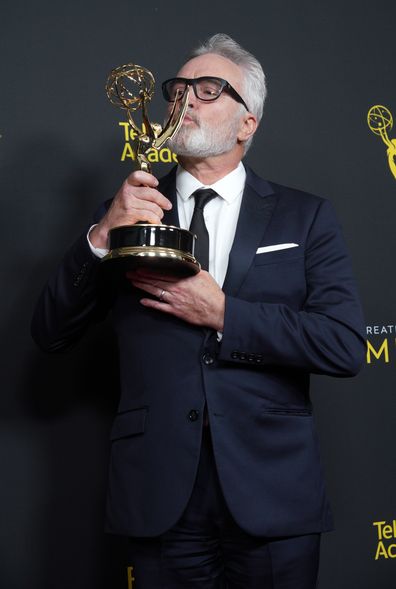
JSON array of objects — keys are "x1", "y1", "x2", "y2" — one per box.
[
  {"x1": 126, "y1": 170, "x2": 159, "y2": 188},
  {"x1": 123, "y1": 184, "x2": 172, "y2": 212},
  {"x1": 139, "y1": 298, "x2": 175, "y2": 314},
  {"x1": 130, "y1": 281, "x2": 175, "y2": 309},
  {"x1": 130, "y1": 200, "x2": 165, "y2": 223},
  {"x1": 129, "y1": 279, "x2": 160, "y2": 298},
  {"x1": 133, "y1": 210, "x2": 164, "y2": 224},
  {"x1": 128, "y1": 277, "x2": 174, "y2": 297}
]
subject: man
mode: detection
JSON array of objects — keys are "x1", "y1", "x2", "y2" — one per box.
[{"x1": 32, "y1": 34, "x2": 366, "y2": 588}]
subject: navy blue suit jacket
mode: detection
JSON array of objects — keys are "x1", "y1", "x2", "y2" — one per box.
[{"x1": 31, "y1": 166, "x2": 366, "y2": 538}]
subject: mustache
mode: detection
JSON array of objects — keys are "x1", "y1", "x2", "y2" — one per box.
[
  {"x1": 182, "y1": 109, "x2": 200, "y2": 126},
  {"x1": 164, "y1": 108, "x2": 200, "y2": 129}
]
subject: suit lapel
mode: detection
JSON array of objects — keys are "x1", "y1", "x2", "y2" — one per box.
[
  {"x1": 158, "y1": 166, "x2": 278, "y2": 298},
  {"x1": 222, "y1": 170, "x2": 277, "y2": 297}
]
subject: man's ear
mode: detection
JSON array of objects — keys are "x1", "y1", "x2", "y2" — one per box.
[{"x1": 237, "y1": 113, "x2": 258, "y2": 143}]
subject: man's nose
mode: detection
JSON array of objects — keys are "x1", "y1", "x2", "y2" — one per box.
[{"x1": 186, "y1": 86, "x2": 197, "y2": 108}]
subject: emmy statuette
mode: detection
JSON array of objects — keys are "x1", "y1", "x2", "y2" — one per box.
[{"x1": 101, "y1": 64, "x2": 200, "y2": 277}]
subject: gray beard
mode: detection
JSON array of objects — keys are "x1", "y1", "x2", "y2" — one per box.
[{"x1": 168, "y1": 111, "x2": 242, "y2": 158}]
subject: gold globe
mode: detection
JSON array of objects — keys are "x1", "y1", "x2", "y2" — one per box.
[{"x1": 105, "y1": 64, "x2": 155, "y2": 112}]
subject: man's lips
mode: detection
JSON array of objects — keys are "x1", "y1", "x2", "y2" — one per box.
[{"x1": 182, "y1": 113, "x2": 199, "y2": 125}]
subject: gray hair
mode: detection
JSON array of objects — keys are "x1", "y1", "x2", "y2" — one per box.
[{"x1": 189, "y1": 33, "x2": 267, "y2": 134}]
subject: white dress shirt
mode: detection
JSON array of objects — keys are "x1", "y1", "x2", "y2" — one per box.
[
  {"x1": 175, "y1": 162, "x2": 245, "y2": 286},
  {"x1": 88, "y1": 162, "x2": 246, "y2": 287}
]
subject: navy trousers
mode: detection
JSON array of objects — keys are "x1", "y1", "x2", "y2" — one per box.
[{"x1": 126, "y1": 427, "x2": 321, "y2": 588}]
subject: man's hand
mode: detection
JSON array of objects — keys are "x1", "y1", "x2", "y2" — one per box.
[
  {"x1": 90, "y1": 171, "x2": 172, "y2": 249},
  {"x1": 127, "y1": 269, "x2": 225, "y2": 332}
]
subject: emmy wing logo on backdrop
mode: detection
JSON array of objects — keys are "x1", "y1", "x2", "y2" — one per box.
[{"x1": 367, "y1": 105, "x2": 396, "y2": 179}]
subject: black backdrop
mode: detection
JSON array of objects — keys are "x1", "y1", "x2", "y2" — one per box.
[{"x1": 1, "y1": 1, "x2": 395, "y2": 587}]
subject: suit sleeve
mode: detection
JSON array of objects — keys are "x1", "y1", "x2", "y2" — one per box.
[
  {"x1": 219, "y1": 199, "x2": 366, "y2": 377},
  {"x1": 31, "y1": 228, "x2": 108, "y2": 353}
]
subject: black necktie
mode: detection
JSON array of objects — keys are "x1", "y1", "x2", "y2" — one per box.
[{"x1": 189, "y1": 188, "x2": 218, "y2": 271}]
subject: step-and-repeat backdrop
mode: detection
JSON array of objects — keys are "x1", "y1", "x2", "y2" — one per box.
[{"x1": 1, "y1": 1, "x2": 395, "y2": 587}]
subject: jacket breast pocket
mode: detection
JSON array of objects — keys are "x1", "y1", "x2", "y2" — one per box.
[
  {"x1": 110, "y1": 406, "x2": 148, "y2": 441},
  {"x1": 253, "y1": 249, "x2": 304, "y2": 266}
]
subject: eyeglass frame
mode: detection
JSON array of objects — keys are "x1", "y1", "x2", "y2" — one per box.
[{"x1": 161, "y1": 76, "x2": 249, "y2": 112}]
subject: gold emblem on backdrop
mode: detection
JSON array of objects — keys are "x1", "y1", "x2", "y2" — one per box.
[{"x1": 367, "y1": 105, "x2": 396, "y2": 180}]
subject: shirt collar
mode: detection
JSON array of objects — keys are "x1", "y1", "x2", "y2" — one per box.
[{"x1": 176, "y1": 161, "x2": 246, "y2": 204}]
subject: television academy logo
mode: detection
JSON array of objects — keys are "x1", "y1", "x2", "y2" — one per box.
[
  {"x1": 117, "y1": 122, "x2": 178, "y2": 165},
  {"x1": 373, "y1": 520, "x2": 396, "y2": 560}
]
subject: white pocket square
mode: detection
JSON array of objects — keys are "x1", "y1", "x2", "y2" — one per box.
[{"x1": 256, "y1": 243, "x2": 299, "y2": 254}]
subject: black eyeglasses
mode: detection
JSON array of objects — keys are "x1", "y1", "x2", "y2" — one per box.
[{"x1": 161, "y1": 76, "x2": 249, "y2": 111}]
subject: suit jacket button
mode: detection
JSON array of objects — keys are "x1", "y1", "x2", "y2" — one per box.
[
  {"x1": 188, "y1": 409, "x2": 199, "y2": 421},
  {"x1": 202, "y1": 352, "x2": 214, "y2": 365},
  {"x1": 239, "y1": 352, "x2": 247, "y2": 361},
  {"x1": 231, "y1": 351, "x2": 239, "y2": 359}
]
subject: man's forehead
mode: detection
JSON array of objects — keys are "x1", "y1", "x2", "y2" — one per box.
[{"x1": 176, "y1": 53, "x2": 242, "y2": 84}]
